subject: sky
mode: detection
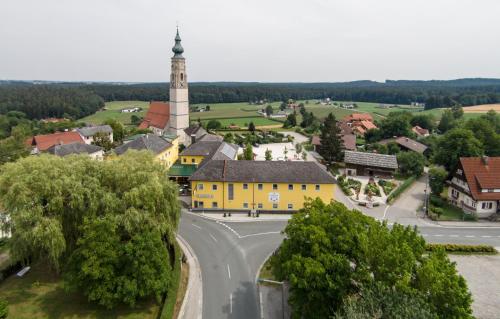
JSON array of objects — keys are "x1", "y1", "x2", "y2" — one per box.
[{"x1": 1, "y1": 0, "x2": 500, "y2": 83}]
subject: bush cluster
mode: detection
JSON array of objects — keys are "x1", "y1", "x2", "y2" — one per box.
[
  {"x1": 426, "y1": 244, "x2": 497, "y2": 254},
  {"x1": 364, "y1": 182, "x2": 381, "y2": 196},
  {"x1": 378, "y1": 179, "x2": 396, "y2": 195}
]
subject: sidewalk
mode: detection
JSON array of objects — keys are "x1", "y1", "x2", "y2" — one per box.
[
  {"x1": 433, "y1": 220, "x2": 500, "y2": 228},
  {"x1": 176, "y1": 235, "x2": 203, "y2": 319},
  {"x1": 198, "y1": 211, "x2": 292, "y2": 222}
]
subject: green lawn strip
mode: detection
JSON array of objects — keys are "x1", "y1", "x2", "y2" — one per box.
[
  {"x1": 0, "y1": 263, "x2": 159, "y2": 319},
  {"x1": 428, "y1": 195, "x2": 477, "y2": 221},
  {"x1": 81, "y1": 101, "x2": 150, "y2": 126},
  {"x1": 202, "y1": 117, "x2": 282, "y2": 127},
  {"x1": 159, "y1": 242, "x2": 182, "y2": 319}
]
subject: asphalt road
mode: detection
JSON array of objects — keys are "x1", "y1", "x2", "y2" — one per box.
[{"x1": 178, "y1": 211, "x2": 286, "y2": 319}]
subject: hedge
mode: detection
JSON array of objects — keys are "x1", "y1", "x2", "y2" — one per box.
[
  {"x1": 426, "y1": 243, "x2": 498, "y2": 254},
  {"x1": 159, "y1": 241, "x2": 183, "y2": 319},
  {"x1": 386, "y1": 176, "x2": 416, "y2": 204}
]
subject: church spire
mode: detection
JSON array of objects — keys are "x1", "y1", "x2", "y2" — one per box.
[{"x1": 172, "y1": 28, "x2": 184, "y2": 58}]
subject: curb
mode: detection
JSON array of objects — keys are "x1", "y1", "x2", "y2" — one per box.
[
  {"x1": 185, "y1": 210, "x2": 292, "y2": 223},
  {"x1": 176, "y1": 235, "x2": 203, "y2": 319}
]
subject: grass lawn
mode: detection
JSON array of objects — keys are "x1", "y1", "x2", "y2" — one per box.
[
  {"x1": 202, "y1": 117, "x2": 282, "y2": 128},
  {"x1": 259, "y1": 257, "x2": 277, "y2": 282},
  {"x1": 0, "y1": 263, "x2": 160, "y2": 319},
  {"x1": 81, "y1": 101, "x2": 150, "y2": 126}
]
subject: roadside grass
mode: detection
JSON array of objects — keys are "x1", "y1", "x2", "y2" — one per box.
[
  {"x1": 172, "y1": 261, "x2": 189, "y2": 319},
  {"x1": 0, "y1": 263, "x2": 160, "y2": 319}
]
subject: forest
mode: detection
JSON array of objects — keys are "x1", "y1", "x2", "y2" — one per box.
[{"x1": 1, "y1": 78, "x2": 500, "y2": 120}]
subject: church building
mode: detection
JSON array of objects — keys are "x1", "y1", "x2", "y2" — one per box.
[{"x1": 139, "y1": 29, "x2": 190, "y2": 144}]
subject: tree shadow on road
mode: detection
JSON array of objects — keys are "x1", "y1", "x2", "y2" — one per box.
[{"x1": 222, "y1": 281, "x2": 259, "y2": 319}]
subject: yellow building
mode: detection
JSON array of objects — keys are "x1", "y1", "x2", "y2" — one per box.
[
  {"x1": 114, "y1": 133, "x2": 178, "y2": 168},
  {"x1": 190, "y1": 160, "x2": 336, "y2": 212},
  {"x1": 179, "y1": 140, "x2": 238, "y2": 166}
]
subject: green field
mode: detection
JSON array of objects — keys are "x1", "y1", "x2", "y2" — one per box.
[
  {"x1": 81, "y1": 101, "x2": 151, "y2": 125},
  {"x1": 0, "y1": 263, "x2": 159, "y2": 319},
  {"x1": 80, "y1": 100, "x2": 487, "y2": 128},
  {"x1": 202, "y1": 116, "x2": 282, "y2": 128}
]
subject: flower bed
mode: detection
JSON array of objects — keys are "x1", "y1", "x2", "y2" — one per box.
[
  {"x1": 378, "y1": 179, "x2": 396, "y2": 195},
  {"x1": 364, "y1": 182, "x2": 381, "y2": 196}
]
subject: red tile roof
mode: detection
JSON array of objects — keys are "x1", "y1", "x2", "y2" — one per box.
[
  {"x1": 343, "y1": 113, "x2": 373, "y2": 122},
  {"x1": 30, "y1": 131, "x2": 84, "y2": 151},
  {"x1": 460, "y1": 157, "x2": 500, "y2": 200},
  {"x1": 412, "y1": 126, "x2": 429, "y2": 136},
  {"x1": 139, "y1": 101, "x2": 170, "y2": 130},
  {"x1": 360, "y1": 120, "x2": 377, "y2": 130}
]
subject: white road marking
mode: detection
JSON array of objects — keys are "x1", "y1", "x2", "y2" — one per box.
[
  {"x1": 422, "y1": 233, "x2": 429, "y2": 236},
  {"x1": 382, "y1": 205, "x2": 390, "y2": 219},
  {"x1": 209, "y1": 233, "x2": 218, "y2": 242},
  {"x1": 433, "y1": 234, "x2": 444, "y2": 237},
  {"x1": 239, "y1": 231, "x2": 282, "y2": 239},
  {"x1": 192, "y1": 224, "x2": 202, "y2": 230},
  {"x1": 230, "y1": 293, "x2": 233, "y2": 314},
  {"x1": 227, "y1": 264, "x2": 231, "y2": 279},
  {"x1": 259, "y1": 290, "x2": 264, "y2": 319},
  {"x1": 448, "y1": 235, "x2": 459, "y2": 238},
  {"x1": 465, "y1": 235, "x2": 476, "y2": 238},
  {"x1": 481, "y1": 235, "x2": 492, "y2": 238}
]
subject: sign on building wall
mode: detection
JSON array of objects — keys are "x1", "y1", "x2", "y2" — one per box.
[{"x1": 268, "y1": 192, "x2": 280, "y2": 203}]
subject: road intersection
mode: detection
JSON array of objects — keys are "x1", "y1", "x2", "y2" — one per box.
[{"x1": 178, "y1": 175, "x2": 500, "y2": 319}]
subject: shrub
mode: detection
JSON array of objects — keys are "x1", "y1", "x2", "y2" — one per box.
[
  {"x1": 378, "y1": 179, "x2": 396, "y2": 195},
  {"x1": 426, "y1": 244, "x2": 497, "y2": 254},
  {"x1": 364, "y1": 182, "x2": 381, "y2": 196}
]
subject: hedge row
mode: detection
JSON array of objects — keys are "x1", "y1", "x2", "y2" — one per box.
[
  {"x1": 159, "y1": 242, "x2": 183, "y2": 319},
  {"x1": 387, "y1": 176, "x2": 416, "y2": 204},
  {"x1": 426, "y1": 243, "x2": 498, "y2": 254}
]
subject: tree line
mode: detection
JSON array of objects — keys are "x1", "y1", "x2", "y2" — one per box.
[{"x1": 2, "y1": 78, "x2": 500, "y2": 121}]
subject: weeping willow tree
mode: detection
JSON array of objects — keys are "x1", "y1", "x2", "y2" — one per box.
[{"x1": 0, "y1": 151, "x2": 180, "y2": 308}]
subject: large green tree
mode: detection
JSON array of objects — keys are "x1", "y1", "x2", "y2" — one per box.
[
  {"x1": 464, "y1": 117, "x2": 500, "y2": 156},
  {"x1": 271, "y1": 199, "x2": 472, "y2": 319},
  {"x1": 397, "y1": 151, "x2": 425, "y2": 177},
  {"x1": 319, "y1": 113, "x2": 343, "y2": 164},
  {"x1": 0, "y1": 151, "x2": 180, "y2": 307},
  {"x1": 433, "y1": 128, "x2": 483, "y2": 171},
  {"x1": 104, "y1": 118, "x2": 125, "y2": 143},
  {"x1": 379, "y1": 111, "x2": 413, "y2": 138},
  {"x1": 429, "y1": 167, "x2": 448, "y2": 195}
]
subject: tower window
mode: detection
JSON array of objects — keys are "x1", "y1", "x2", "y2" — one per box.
[{"x1": 180, "y1": 73, "x2": 184, "y2": 81}]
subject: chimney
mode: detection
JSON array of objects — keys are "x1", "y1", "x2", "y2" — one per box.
[
  {"x1": 191, "y1": 134, "x2": 196, "y2": 145},
  {"x1": 482, "y1": 156, "x2": 489, "y2": 165}
]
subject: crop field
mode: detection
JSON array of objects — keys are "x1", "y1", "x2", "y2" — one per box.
[{"x1": 463, "y1": 104, "x2": 500, "y2": 113}]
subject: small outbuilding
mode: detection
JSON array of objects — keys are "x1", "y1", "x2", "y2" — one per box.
[{"x1": 344, "y1": 150, "x2": 398, "y2": 177}]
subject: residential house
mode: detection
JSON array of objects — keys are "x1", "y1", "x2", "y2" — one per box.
[
  {"x1": 448, "y1": 156, "x2": 500, "y2": 218},
  {"x1": 344, "y1": 150, "x2": 398, "y2": 177},
  {"x1": 343, "y1": 113, "x2": 378, "y2": 136},
  {"x1": 379, "y1": 136, "x2": 428, "y2": 154},
  {"x1": 190, "y1": 160, "x2": 336, "y2": 212},
  {"x1": 27, "y1": 131, "x2": 84, "y2": 153},
  {"x1": 114, "y1": 134, "x2": 179, "y2": 168},
  {"x1": 47, "y1": 142, "x2": 104, "y2": 160},
  {"x1": 412, "y1": 126, "x2": 430, "y2": 137},
  {"x1": 77, "y1": 125, "x2": 114, "y2": 145},
  {"x1": 179, "y1": 140, "x2": 238, "y2": 167},
  {"x1": 311, "y1": 134, "x2": 356, "y2": 152}
]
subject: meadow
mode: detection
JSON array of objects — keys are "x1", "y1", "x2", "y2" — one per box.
[{"x1": 79, "y1": 99, "x2": 487, "y2": 129}]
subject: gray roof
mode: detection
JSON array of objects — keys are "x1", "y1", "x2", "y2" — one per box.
[
  {"x1": 344, "y1": 151, "x2": 398, "y2": 169},
  {"x1": 181, "y1": 141, "x2": 222, "y2": 157},
  {"x1": 212, "y1": 143, "x2": 238, "y2": 160},
  {"x1": 114, "y1": 134, "x2": 172, "y2": 155},
  {"x1": 378, "y1": 137, "x2": 428, "y2": 154},
  {"x1": 46, "y1": 142, "x2": 102, "y2": 156},
  {"x1": 190, "y1": 160, "x2": 336, "y2": 184},
  {"x1": 77, "y1": 125, "x2": 113, "y2": 137},
  {"x1": 184, "y1": 125, "x2": 207, "y2": 138}
]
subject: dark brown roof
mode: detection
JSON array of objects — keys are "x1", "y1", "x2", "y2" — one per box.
[
  {"x1": 139, "y1": 102, "x2": 170, "y2": 130},
  {"x1": 460, "y1": 157, "x2": 500, "y2": 200},
  {"x1": 344, "y1": 151, "x2": 398, "y2": 169},
  {"x1": 342, "y1": 134, "x2": 357, "y2": 151},
  {"x1": 379, "y1": 136, "x2": 428, "y2": 154},
  {"x1": 190, "y1": 160, "x2": 336, "y2": 184}
]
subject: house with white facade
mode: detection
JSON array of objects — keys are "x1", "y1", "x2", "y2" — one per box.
[
  {"x1": 448, "y1": 156, "x2": 500, "y2": 218},
  {"x1": 77, "y1": 125, "x2": 113, "y2": 145}
]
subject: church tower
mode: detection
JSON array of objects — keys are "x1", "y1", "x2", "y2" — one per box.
[{"x1": 169, "y1": 28, "x2": 189, "y2": 141}]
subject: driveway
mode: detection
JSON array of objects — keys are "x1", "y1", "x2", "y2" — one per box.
[{"x1": 278, "y1": 131, "x2": 309, "y2": 144}]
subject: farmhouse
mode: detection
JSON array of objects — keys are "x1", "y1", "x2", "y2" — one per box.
[
  {"x1": 344, "y1": 150, "x2": 398, "y2": 177},
  {"x1": 114, "y1": 134, "x2": 179, "y2": 168},
  {"x1": 47, "y1": 142, "x2": 104, "y2": 160},
  {"x1": 77, "y1": 125, "x2": 113, "y2": 144},
  {"x1": 448, "y1": 156, "x2": 500, "y2": 218},
  {"x1": 190, "y1": 160, "x2": 336, "y2": 212},
  {"x1": 343, "y1": 113, "x2": 378, "y2": 136}
]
